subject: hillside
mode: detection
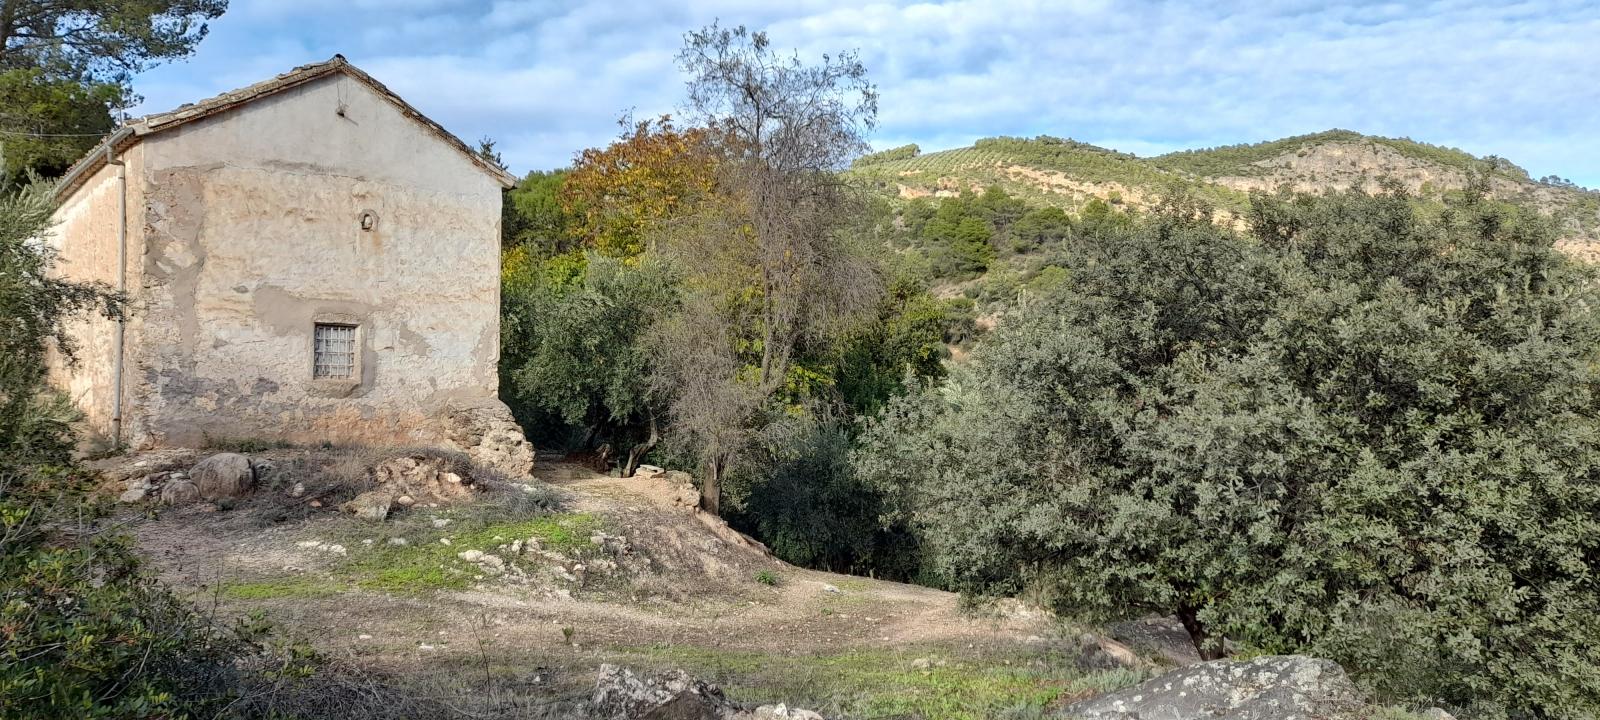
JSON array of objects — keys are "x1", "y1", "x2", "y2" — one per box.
[{"x1": 850, "y1": 130, "x2": 1600, "y2": 264}]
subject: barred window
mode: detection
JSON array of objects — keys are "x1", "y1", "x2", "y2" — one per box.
[{"x1": 313, "y1": 324, "x2": 356, "y2": 379}]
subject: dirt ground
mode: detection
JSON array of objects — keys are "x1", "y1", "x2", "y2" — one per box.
[{"x1": 122, "y1": 454, "x2": 1149, "y2": 718}]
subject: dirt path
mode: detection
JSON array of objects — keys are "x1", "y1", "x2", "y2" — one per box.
[{"x1": 130, "y1": 459, "x2": 1057, "y2": 690}]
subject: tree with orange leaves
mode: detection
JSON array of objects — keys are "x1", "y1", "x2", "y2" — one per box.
[{"x1": 559, "y1": 115, "x2": 719, "y2": 258}]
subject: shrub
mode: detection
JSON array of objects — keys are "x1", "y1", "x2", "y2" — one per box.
[{"x1": 857, "y1": 184, "x2": 1600, "y2": 717}]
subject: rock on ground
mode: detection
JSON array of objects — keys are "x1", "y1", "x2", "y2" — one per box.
[
  {"x1": 191, "y1": 453, "x2": 255, "y2": 500},
  {"x1": 160, "y1": 479, "x2": 200, "y2": 506},
  {"x1": 1059, "y1": 655, "x2": 1367, "y2": 720},
  {"x1": 340, "y1": 490, "x2": 393, "y2": 522},
  {"x1": 371, "y1": 455, "x2": 476, "y2": 505},
  {"x1": 1075, "y1": 632, "x2": 1142, "y2": 671},
  {"x1": 588, "y1": 664, "x2": 827, "y2": 720}
]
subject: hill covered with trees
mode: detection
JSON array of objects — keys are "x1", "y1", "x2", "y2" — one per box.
[{"x1": 849, "y1": 132, "x2": 1600, "y2": 311}]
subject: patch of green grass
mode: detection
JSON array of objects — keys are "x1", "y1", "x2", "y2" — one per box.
[
  {"x1": 754, "y1": 570, "x2": 779, "y2": 586},
  {"x1": 617, "y1": 644, "x2": 1147, "y2": 720},
  {"x1": 341, "y1": 512, "x2": 600, "y2": 594},
  {"x1": 218, "y1": 576, "x2": 346, "y2": 600}
]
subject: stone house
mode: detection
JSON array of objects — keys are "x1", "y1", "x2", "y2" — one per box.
[{"x1": 46, "y1": 56, "x2": 532, "y2": 474}]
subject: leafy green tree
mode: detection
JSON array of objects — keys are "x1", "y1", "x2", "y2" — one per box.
[
  {"x1": 500, "y1": 249, "x2": 677, "y2": 473},
  {"x1": 834, "y1": 275, "x2": 953, "y2": 417},
  {"x1": 1007, "y1": 206, "x2": 1073, "y2": 252},
  {"x1": 0, "y1": 0, "x2": 228, "y2": 184},
  {"x1": 858, "y1": 185, "x2": 1600, "y2": 717},
  {"x1": 923, "y1": 193, "x2": 995, "y2": 275},
  {"x1": 502, "y1": 169, "x2": 575, "y2": 251}
]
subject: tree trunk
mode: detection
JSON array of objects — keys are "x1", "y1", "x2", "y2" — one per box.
[
  {"x1": 1176, "y1": 604, "x2": 1226, "y2": 661},
  {"x1": 622, "y1": 412, "x2": 659, "y2": 477},
  {"x1": 700, "y1": 457, "x2": 722, "y2": 515}
]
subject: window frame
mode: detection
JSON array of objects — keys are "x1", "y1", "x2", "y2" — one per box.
[{"x1": 308, "y1": 316, "x2": 364, "y2": 392}]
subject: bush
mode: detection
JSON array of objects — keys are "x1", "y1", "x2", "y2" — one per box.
[{"x1": 857, "y1": 185, "x2": 1600, "y2": 717}]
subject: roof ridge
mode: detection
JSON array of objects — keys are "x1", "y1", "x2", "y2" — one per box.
[{"x1": 56, "y1": 54, "x2": 515, "y2": 200}]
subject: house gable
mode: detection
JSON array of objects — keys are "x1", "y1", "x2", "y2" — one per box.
[{"x1": 56, "y1": 56, "x2": 514, "y2": 204}]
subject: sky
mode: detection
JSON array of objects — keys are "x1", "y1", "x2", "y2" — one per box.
[{"x1": 130, "y1": 0, "x2": 1600, "y2": 187}]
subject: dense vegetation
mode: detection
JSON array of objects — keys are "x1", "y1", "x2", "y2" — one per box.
[
  {"x1": 0, "y1": 183, "x2": 266, "y2": 718},
  {"x1": 491, "y1": 31, "x2": 1600, "y2": 717},
  {"x1": 497, "y1": 24, "x2": 964, "y2": 573},
  {"x1": 1, "y1": 6, "x2": 1592, "y2": 715},
  {"x1": 856, "y1": 183, "x2": 1600, "y2": 717}
]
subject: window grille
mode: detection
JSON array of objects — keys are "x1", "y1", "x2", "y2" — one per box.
[{"x1": 313, "y1": 324, "x2": 356, "y2": 379}]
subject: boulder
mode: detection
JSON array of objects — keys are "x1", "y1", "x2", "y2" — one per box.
[
  {"x1": 340, "y1": 490, "x2": 393, "y2": 522},
  {"x1": 160, "y1": 479, "x2": 201, "y2": 506},
  {"x1": 119, "y1": 487, "x2": 148, "y2": 503},
  {"x1": 588, "y1": 665, "x2": 829, "y2": 720},
  {"x1": 589, "y1": 664, "x2": 732, "y2": 720},
  {"x1": 1059, "y1": 655, "x2": 1367, "y2": 720},
  {"x1": 191, "y1": 453, "x2": 255, "y2": 500}
]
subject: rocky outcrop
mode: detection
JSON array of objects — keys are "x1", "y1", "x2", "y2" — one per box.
[
  {"x1": 434, "y1": 402, "x2": 535, "y2": 479},
  {"x1": 588, "y1": 665, "x2": 825, "y2": 720},
  {"x1": 191, "y1": 452, "x2": 255, "y2": 500},
  {"x1": 1059, "y1": 655, "x2": 1366, "y2": 720}
]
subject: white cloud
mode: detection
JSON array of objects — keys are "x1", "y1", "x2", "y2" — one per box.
[{"x1": 130, "y1": 0, "x2": 1600, "y2": 185}]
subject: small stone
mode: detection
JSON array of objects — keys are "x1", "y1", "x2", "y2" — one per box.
[
  {"x1": 439, "y1": 538, "x2": 452, "y2": 545},
  {"x1": 910, "y1": 657, "x2": 933, "y2": 670},
  {"x1": 358, "y1": 634, "x2": 373, "y2": 640},
  {"x1": 289, "y1": 482, "x2": 305, "y2": 498},
  {"x1": 362, "y1": 538, "x2": 374, "y2": 545},
  {"x1": 296, "y1": 540, "x2": 321, "y2": 549},
  {"x1": 119, "y1": 487, "x2": 148, "y2": 503},
  {"x1": 309, "y1": 499, "x2": 323, "y2": 508},
  {"x1": 395, "y1": 494, "x2": 415, "y2": 507},
  {"x1": 387, "y1": 537, "x2": 409, "y2": 547},
  {"x1": 458, "y1": 550, "x2": 486, "y2": 562},
  {"x1": 1422, "y1": 710, "x2": 1457, "y2": 720},
  {"x1": 441, "y1": 472, "x2": 462, "y2": 484},
  {"x1": 418, "y1": 643, "x2": 436, "y2": 651},
  {"x1": 822, "y1": 584, "x2": 842, "y2": 594},
  {"x1": 432, "y1": 518, "x2": 451, "y2": 528}
]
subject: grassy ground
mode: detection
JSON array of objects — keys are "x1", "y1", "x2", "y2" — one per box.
[
  {"x1": 612, "y1": 643, "x2": 1148, "y2": 720},
  {"x1": 218, "y1": 509, "x2": 601, "y2": 598}
]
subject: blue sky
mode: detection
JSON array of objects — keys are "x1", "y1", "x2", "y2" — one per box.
[{"x1": 130, "y1": 0, "x2": 1600, "y2": 186}]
